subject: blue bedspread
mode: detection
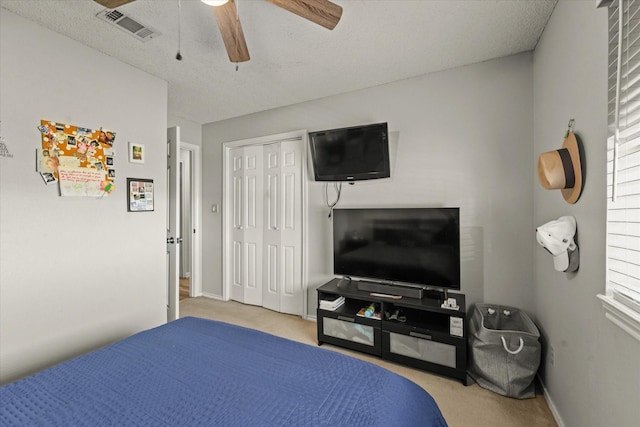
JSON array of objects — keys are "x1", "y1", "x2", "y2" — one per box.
[{"x1": 0, "y1": 317, "x2": 447, "y2": 426}]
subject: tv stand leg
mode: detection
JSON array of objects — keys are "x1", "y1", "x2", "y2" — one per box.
[{"x1": 465, "y1": 373, "x2": 474, "y2": 386}]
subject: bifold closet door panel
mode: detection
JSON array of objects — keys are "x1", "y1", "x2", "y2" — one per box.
[
  {"x1": 263, "y1": 143, "x2": 281, "y2": 312},
  {"x1": 230, "y1": 145, "x2": 264, "y2": 306},
  {"x1": 279, "y1": 140, "x2": 303, "y2": 315},
  {"x1": 263, "y1": 141, "x2": 303, "y2": 315}
]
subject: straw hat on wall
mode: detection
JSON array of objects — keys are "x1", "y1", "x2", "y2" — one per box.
[{"x1": 537, "y1": 132, "x2": 584, "y2": 204}]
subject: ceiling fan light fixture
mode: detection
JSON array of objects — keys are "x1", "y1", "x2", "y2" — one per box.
[{"x1": 201, "y1": 0, "x2": 229, "y2": 6}]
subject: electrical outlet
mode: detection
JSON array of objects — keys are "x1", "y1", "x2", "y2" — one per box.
[{"x1": 549, "y1": 344, "x2": 555, "y2": 367}]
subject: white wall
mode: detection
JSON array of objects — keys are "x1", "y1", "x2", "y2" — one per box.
[
  {"x1": 533, "y1": 2, "x2": 640, "y2": 426},
  {"x1": 0, "y1": 10, "x2": 168, "y2": 384},
  {"x1": 202, "y1": 53, "x2": 534, "y2": 314}
]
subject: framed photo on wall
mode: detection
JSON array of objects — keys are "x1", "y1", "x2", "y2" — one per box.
[
  {"x1": 127, "y1": 178, "x2": 154, "y2": 212},
  {"x1": 128, "y1": 142, "x2": 145, "y2": 164}
]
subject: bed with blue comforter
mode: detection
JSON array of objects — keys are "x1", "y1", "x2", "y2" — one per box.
[{"x1": 0, "y1": 316, "x2": 447, "y2": 426}]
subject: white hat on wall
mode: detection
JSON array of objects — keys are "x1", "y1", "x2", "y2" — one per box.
[{"x1": 536, "y1": 216, "x2": 579, "y2": 272}]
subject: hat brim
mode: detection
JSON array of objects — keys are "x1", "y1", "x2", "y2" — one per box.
[
  {"x1": 552, "y1": 251, "x2": 569, "y2": 271},
  {"x1": 560, "y1": 132, "x2": 583, "y2": 204}
]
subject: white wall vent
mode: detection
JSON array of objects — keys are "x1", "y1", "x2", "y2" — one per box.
[{"x1": 96, "y1": 9, "x2": 159, "y2": 42}]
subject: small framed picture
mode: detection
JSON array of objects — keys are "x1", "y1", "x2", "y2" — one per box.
[
  {"x1": 127, "y1": 178, "x2": 154, "y2": 212},
  {"x1": 128, "y1": 142, "x2": 145, "y2": 164},
  {"x1": 40, "y1": 172, "x2": 57, "y2": 185}
]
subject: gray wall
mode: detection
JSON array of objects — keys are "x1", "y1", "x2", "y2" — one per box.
[
  {"x1": 168, "y1": 115, "x2": 202, "y2": 147},
  {"x1": 0, "y1": 10, "x2": 168, "y2": 384},
  {"x1": 532, "y1": 2, "x2": 640, "y2": 426},
  {"x1": 201, "y1": 52, "x2": 535, "y2": 314}
]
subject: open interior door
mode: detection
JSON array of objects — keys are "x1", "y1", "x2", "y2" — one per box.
[{"x1": 167, "y1": 126, "x2": 180, "y2": 321}]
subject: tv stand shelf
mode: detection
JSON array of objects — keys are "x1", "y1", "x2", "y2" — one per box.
[{"x1": 317, "y1": 278, "x2": 469, "y2": 385}]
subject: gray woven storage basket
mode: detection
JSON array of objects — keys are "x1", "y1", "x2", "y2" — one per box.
[{"x1": 468, "y1": 303, "x2": 541, "y2": 399}]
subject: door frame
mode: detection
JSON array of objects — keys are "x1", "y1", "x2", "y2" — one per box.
[
  {"x1": 167, "y1": 127, "x2": 180, "y2": 322},
  {"x1": 181, "y1": 142, "x2": 202, "y2": 297},
  {"x1": 167, "y1": 131, "x2": 202, "y2": 322},
  {"x1": 222, "y1": 130, "x2": 309, "y2": 318}
]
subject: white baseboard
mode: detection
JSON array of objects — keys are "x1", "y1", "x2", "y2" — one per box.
[
  {"x1": 200, "y1": 292, "x2": 225, "y2": 301},
  {"x1": 192, "y1": 294, "x2": 316, "y2": 321},
  {"x1": 537, "y1": 375, "x2": 565, "y2": 427}
]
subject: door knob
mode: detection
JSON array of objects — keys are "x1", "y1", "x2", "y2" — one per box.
[
  {"x1": 176, "y1": 237, "x2": 183, "y2": 244},
  {"x1": 167, "y1": 237, "x2": 175, "y2": 244}
]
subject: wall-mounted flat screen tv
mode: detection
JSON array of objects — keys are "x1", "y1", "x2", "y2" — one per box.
[
  {"x1": 333, "y1": 208, "x2": 461, "y2": 290},
  {"x1": 308, "y1": 122, "x2": 390, "y2": 181}
]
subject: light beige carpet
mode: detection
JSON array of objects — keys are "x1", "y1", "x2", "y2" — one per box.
[{"x1": 180, "y1": 297, "x2": 557, "y2": 427}]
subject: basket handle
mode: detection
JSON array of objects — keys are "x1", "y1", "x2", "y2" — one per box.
[{"x1": 501, "y1": 336, "x2": 524, "y2": 355}]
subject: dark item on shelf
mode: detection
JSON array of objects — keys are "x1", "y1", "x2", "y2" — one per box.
[
  {"x1": 387, "y1": 308, "x2": 406, "y2": 322},
  {"x1": 370, "y1": 292, "x2": 402, "y2": 299},
  {"x1": 321, "y1": 294, "x2": 343, "y2": 302},
  {"x1": 468, "y1": 304, "x2": 541, "y2": 399},
  {"x1": 425, "y1": 289, "x2": 446, "y2": 303},
  {"x1": 357, "y1": 281, "x2": 424, "y2": 299}
]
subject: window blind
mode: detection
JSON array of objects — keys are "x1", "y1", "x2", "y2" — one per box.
[{"x1": 606, "y1": 0, "x2": 640, "y2": 315}]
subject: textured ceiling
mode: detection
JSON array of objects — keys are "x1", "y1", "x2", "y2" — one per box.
[{"x1": 1, "y1": 0, "x2": 556, "y2": 125}]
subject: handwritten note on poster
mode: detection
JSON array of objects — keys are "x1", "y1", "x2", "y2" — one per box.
[{"x1": 58, "y1": 166, "x2": 106, "y2": 197}]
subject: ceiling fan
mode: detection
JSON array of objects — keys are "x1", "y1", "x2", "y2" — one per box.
[{"x1": 94, "y1": 0, "x2": 343, "y2": 63}]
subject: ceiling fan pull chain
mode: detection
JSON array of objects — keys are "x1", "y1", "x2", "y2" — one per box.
[
  {"x1": 235, "y1": 0, "x2": 240, "y2": 70},
  {"x1": 176, "y1": 0, "x2": 183, "y2": 61}
]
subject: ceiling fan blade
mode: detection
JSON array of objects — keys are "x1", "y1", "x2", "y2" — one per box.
[
  {"x1": 94, "y1": 0, "x2": 137, "y2": 8},
  {"x1": 268, "y1": 0, "x2": 342, "y2": 30},
  {"x1": 212, "y1": 0, "x2": 250, "y2": 63}
]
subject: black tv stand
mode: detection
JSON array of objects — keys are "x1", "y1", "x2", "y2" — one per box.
[{"x1": 317, "y1": 278, "x2": 469, "y2": 385}]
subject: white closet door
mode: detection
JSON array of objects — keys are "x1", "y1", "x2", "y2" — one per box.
[
  {"x1": 230, "y1": 145, "x2": 263, "y2": 306},
  {"x1": 225, "y1": 132, "x2": 305, "y2": 316},
  {"x1": 263, "y1": 140, "x2": 303, "y2": 315},
  {"x1": 263, "y1": 143, "x2": 281, "y2": 312},
  {"x1": 279, "y1": 139, "x2": 303, "y2": 315}
]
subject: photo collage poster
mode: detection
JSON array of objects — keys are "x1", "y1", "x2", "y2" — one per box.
[{"x1": 38, "y1": 120, "x2": 116, "y2": 197}]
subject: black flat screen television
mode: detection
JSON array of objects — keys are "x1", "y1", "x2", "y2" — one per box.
[
  {"x1": 308, "y1": 122, "x2": 390, "y2": 181},
  {"x1": 333, "y1": 208, "x2": 460, "y2": 290}
]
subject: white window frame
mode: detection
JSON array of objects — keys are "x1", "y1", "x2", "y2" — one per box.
[{"x1": 598, "y1": 0, "x2": 640, "y2": 342}]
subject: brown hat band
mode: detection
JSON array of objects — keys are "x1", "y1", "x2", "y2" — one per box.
[{"x1": 558, "y1": 148, "x2": 575, "y2": 189}]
